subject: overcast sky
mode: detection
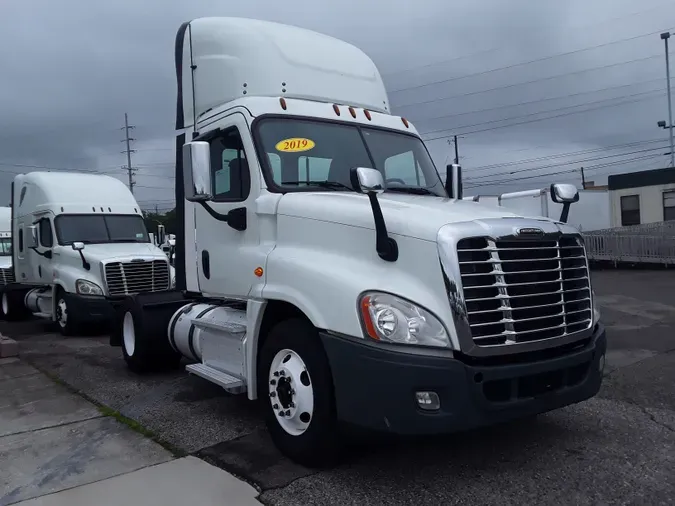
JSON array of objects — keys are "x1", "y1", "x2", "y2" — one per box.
[{"x1": 2, "y1": 0, "x2": 675, "y2": 210}]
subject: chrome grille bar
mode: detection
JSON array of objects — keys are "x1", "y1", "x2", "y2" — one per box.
[
  {"x1": 0, "y1": 267, "x2": 14, "y2": 286},
  {"x1": 457, "y1": 234, "x2": 593, "y2": 347},
  {"x1": 104, "y1": 260, "x2": 170, "y2": 296}
]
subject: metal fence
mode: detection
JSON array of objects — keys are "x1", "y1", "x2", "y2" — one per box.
[{"x1": 582, "y1": 222, "x2": 675, "y2": 265}]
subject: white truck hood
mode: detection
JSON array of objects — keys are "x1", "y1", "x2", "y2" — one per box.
[
  {"x1": 76, "y1": 243, "x2": 168, "y2": 263},
  {"x1": 0, "y1": 256, "x2": 11, "y2": 269},
  {"x1": 277, "y1": 192, "x2": 542, "y2": 241}
]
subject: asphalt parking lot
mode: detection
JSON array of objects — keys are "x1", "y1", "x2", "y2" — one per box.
[{"x1": 2, "y1": 268, "x2": 674, "y2": 505}]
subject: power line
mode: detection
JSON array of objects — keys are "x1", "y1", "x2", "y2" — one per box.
[
  {"x1": 465, "y1": 152, "x2": 667, "y2": 188},
  {"x1": 414, "y1": 76, "x2": 671, "y2": 125},
  {"x1": 421, "y1": 88, "x2": 663, "y2": 138},
  {"x1": 396, "y1": 52, "x2": 669, "y2": 110},
  {"x1": 464, "y1": 145, "x2": 670, "y2": 182},
  {"x1": 423, "y1": 92, "x2": 662, "y2": 141},
  {"x1": 380, "y1": 3, "x2": 675, "y2": 78},
  {"x1": 388, "y1": 27, "x2": 675, "y2": 95},
  {"x1": 464, "y1": 137, "x2": 669, "y2": 173}
]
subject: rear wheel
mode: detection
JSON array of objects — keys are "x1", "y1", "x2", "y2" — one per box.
[
  {"x1": 258, "y1": 318, "x2": 341, "y2": 468},
  {"x1": 121, "y1": 301, "x2": 182, "y2": 374}
]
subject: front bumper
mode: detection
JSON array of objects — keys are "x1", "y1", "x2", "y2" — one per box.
[
  {"x1": 65, "y1": 292, "x2": 116, "y2": 324},
  {"x1": 321, "y1": 323, "x2": 606, "y2": 434}
]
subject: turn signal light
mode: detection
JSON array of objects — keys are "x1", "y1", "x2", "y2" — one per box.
[{"x1": 254, "y1": 267, "x2": 264, "y2": 277}]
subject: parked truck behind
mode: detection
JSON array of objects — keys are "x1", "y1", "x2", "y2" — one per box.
[{"x1": 3, "y1": 172, "x2": 174, "y2": 333}]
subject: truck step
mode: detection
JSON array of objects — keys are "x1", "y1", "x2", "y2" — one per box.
[
  {"x1": 33, "y1": 312, "x2": 51, "y2": 319},
  {"x1": 185, "y1": 363, "x2": 247, "y2": 395}
]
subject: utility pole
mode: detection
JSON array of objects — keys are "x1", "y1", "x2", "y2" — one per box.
[
  {"x1": 661, "y1": 32, "x2": 674, "y2": 168},
  {"x1": 121, "y1": 113, "x2": 137, "y2": 193},
  {"x1": 580, "y1": 166, "x2": 586, "y2": 189},
  {"x1": 453, "y1": 135, "x2": 460, "y2": 164}
]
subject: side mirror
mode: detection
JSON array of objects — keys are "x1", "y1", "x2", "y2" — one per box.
[
  {"x1": 445, "y1": 163, "x2": 463, "y2": 199},
  {"x1": 550, "y1": 183, "x2": 579, "y2": 204},
  {"x1": 183, "y1": 141, "x2": 212, "y2": 202},
  {"x1": 550, "y1": 183, "x2": 579, "y2": 224},
  {"x1": 349, "y1": 167, "x2": 397, "y2": 262},
  {"x1": 27, "y1": 225, "x2": 38, "y2": 248},
  {"x1": 72, "y1": 242, "x2": 85, "y2": 251},
  {"x1": 157, "y1": 224, "x2": 166, "y2": 246},
  {"x1": 350, "y1": 167, "x2": 385, "y2": 194}
]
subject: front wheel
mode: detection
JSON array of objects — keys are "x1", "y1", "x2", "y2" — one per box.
[
  {"x1": 55, "y1": 291, "x2": 80, "y2": 336},
  {"x1": 258, "y1": 318, "x2": 341, "y2": 468}
]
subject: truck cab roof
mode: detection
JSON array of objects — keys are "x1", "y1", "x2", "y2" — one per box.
[
  {"x1": 13, "y1": 172, "x2": 143, "y2": 216},
  {"x1": 176, "y1": 17, "x2": 390, "y2": 130}
]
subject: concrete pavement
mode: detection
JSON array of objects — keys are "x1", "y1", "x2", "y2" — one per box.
[
  {"x1": 0, "y1": 357, "x2": 260, "y2": 506},
  {"x1": 1, "y1": 269, "x2": 674, "y2": 505}
]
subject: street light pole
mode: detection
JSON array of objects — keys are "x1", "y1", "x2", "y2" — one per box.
[{"x1": 662, "y1": 32, "x2": 674, "y2": 168}]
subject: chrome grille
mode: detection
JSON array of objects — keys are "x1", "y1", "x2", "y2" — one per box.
[
  {"x1": 104, "y1": 260, "x2": 170, "y2": 296},
  {"x1": 0, "y1": 267, "x2": 14, "y2": 285},
  {"x1": 457, "y1": 234, "x2": 592, "y2": 347}
]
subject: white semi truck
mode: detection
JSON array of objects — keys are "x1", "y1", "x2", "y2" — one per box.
[
  {"x1": 0, "y1": 207, "x2": 13, "y2": 293},
  {"x1": 2, "y1": 172, "x2": 174, "y2": 333},
  {"x1": 110, "y1": 17, "x2": 606, "y2": 467}
]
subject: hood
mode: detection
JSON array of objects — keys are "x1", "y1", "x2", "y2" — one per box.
[
  {"x1": 277, "y1": 192, "x2": 547, "y2": 241},
  {"x1": 0, "y1": 256, "x2": 11, "y2": 269},
  {"x1": 66, "y1": 243, "x2": 168, "y2": 263}
]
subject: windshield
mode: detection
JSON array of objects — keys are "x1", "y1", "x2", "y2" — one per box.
[
  {"x1": 255, "y1": 118, "x2": 447, "y2": 197},
  {"x1": 0, "y1": 237, "x2": 10, "y2": 256},
  {"x1": 54, "y1": 214, "x2": 150, "y2": 245}
]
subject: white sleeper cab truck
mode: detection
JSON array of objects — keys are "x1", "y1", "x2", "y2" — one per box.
[
  {"x1": 111, "y1": 17, "x2": 606, "y2": 467},
  {"x1": 0, "y1": 207, "x2": 13, "y2": 308},
  {"x1": 2, "y1": 172, "x2": 173, "y2": 333}
]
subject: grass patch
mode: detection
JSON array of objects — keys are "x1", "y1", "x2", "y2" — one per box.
[{"x1": 30, "y1": 362, "x2": 186, "y2": 457}]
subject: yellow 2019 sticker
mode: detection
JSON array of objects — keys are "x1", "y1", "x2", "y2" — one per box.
[{"x1": 275, "y1": 137, "x2": 315, "y2": 152}]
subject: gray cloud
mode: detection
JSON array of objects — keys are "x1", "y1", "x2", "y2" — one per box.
[{"x1": 1, "y1": 0, "x2": 674, "y2": 206}]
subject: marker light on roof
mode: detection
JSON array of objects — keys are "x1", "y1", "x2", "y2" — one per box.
[
  {"x1": 333, "y1": 104, "x2": 341, "y2": 116},
  {"x1": 348, "y1": 107, "x2": 356, "y2": 118},
  {"x1": 401, "y1": 117, "x2": 409, "y2": 128},
  {"x1": 364, "y1": 110, "x2": 372, "y2": 121},
  {"x1": 279, "y1": 98, "x2": 287, "y2": 110}
]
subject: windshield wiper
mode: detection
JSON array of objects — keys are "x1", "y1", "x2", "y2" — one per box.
[
  {"x1": 282, "y1": 181, "x2": 354, "y2": 191},
  {"x1": 386, "y1": 186, "x2": 434, "y2": 195}
]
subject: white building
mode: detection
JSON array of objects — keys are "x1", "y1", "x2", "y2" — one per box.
[{"x1": 608, "y1": 167, "x2": 675, "y2": 227}]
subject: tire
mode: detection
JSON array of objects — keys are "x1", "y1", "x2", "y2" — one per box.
[
  {"x1": 55, "y1": 289, "x2": 81, "y2": 336},
  {"x1": 121, "y1": 299, "x2": 182, "y2": 374},
  {"x1": 0, "y1": 289, "x2": 7, "y2": 321},
  {"x1": 258, "y1": 318, "x2": 341, "y2": 468},
  {"x1": 1, "y1": 288, "x2": 31, "y2": 322}
]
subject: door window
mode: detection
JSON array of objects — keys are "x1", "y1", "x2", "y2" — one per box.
[
  {"x1": 38, "y1": 218, "x2": 53, "y2": 248},
  {"x1": 210, "y1": 127, "x2": 251, "y2": 201}
]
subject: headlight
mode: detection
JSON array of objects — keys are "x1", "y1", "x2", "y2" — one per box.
[
  {"x1": 358, "y1": 292, "x2": 449, "y2": 348},
  {"x1": 76, "y1": 279, "x2": 103, "y2": 296},
  {"x1": 592, "y1": 289, "x2": 600, "y2": 324}
]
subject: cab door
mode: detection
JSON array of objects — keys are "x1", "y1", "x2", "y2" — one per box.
[
  {"x1": 193, "y1": 112, "x2": 261, "y2": 298},
  {"x1": 31, "y1": 214, "x2": 55, "y2": 283}
]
